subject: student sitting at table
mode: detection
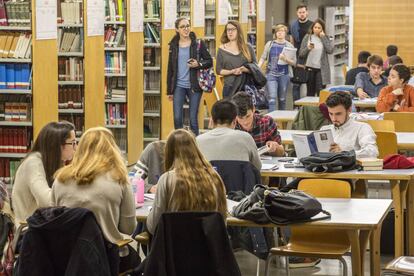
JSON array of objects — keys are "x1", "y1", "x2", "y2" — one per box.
[
  {"x1": 232, "y1": 92, "x2": 285, "y2": 157},
  {"x1": 354, "y1": 55, "x2": 388, "y2": 99},
  {"x1": 196, "y1": 99, "x2": 261, "y2": 170},
  {"x1": 146, "y1": 129, "x2": 227, "y2": 235},
  {"x1": 376, "y1": 64, "x2": 414, "y2": 112},
  {"x1": 322, "y1": 91, "x2": 379, "y2": 158}
]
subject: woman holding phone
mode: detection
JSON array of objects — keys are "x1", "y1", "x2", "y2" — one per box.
[
  {"x1": 299, "y1": 18, "x2": 333, "y2": 96},
  {"x1": 166, "y1": 17, "x2": 213, "y2": 136}
]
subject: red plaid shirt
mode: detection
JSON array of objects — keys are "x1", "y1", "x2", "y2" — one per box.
[{"x1": 236, "y1": 114, "x2": 282, "y2": 148}]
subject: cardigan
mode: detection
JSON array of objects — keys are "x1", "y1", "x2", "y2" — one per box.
[{"x1": 376, "y1": 85, "x2": 414, "y2": 112}]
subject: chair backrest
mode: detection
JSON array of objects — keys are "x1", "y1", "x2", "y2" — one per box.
[
  {"x1": 342, "y1": 64, "x2": 348, "y2": 79},
  {"x1": 145, "y1": 212, "x2": 241, "y2": 276},
  {"x1": 383, "y1": 112, "x2": 414, "y2": 132},
  {"x1": 319, "y1": 90, "x2": 331, "y2": 103},
  {"x1": 210, "y1": 160, "x2": 261, "y2": 194},
  {"x1": 375, "y1": 131, "x2": 398, "y2": 159},
  {"x1": 366, "y1": 119, "x2": 395, "y2": 132},
  {"x1": 290, "y1": 179, "x2": 351, "y2": 248}
]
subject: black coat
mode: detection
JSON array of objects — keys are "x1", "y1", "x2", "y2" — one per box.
[
  {"x1": 15, "y1": 207, "x2": 119, "y2": 276},
  {"x1": 167, "y1": 32, "x2": 213, "y2": 95}
]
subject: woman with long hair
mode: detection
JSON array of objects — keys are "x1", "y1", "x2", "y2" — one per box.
[
  {"x1": 52, "y1": 127, "x2": 137, "y2": 273},
  {"x1": 166, "y1": 17, "x2": 213, "y2": 136},
  {"x1": 12, "y1": 121, "x2": 76, "y2": 222},
  {"x1": 299, "y1": 18, "x2": 333, "y2": 96},
  {"x1": 216, "y1": 20, "x2": 256, "y2": 98},
  {"x1": 146, "y1": 129, "x2": 227, "y2": 235}
]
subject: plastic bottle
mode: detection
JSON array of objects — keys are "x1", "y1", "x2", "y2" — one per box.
[
  {"x1": 133, "y1": 177, "x2": 145, "y2": 206},
  {"x1": 128, "y1": 172, "x2": 137, "y2": 197}
]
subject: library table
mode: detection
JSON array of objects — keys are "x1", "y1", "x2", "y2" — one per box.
[
  {"x1": 137, "y1": 198, "x2": 392, "y2": 276},
  {"x1": 294, "y1": 96, "x2": 377, "y2": 108}
]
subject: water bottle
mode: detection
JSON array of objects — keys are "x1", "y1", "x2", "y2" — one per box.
[
  {"x1": 128, "y1": 172, "x2": 137, "y2": 197},
  {"x1": 133, "y1": 177, "x2": 145, "y2": 206}
]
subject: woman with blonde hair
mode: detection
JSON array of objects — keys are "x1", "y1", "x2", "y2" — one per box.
[
  {"x1": 52, "y1": 127, "x2": 137, "y2": 272},
  {"x1": 216, "y1": 20, "x2": 256, "y2": 98},
  {"x1": 146, "y1": 129, "x2": 227, "y2": 235}
]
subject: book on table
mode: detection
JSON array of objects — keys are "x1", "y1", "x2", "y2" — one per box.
[{"x1": 357, "y1": 158, "x2": 383, "y2": 171}]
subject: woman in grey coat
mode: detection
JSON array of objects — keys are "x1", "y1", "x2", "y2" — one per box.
[{"x1": 299, "y1": 18, "x2": 333, "y2": 96}]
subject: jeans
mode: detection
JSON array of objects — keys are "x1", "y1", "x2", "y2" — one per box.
[
  {"x1": 266, "y1": 74, "x2": 291, "y2": 111},
  {"x1": 306, "y1": 67, "x2": 323, "y2": 96},
  {"x1": 173, "y1": 86, "x2": 202, "y2": 136},
  {"x1": 292, "y1": 83, "x2": 302, "y2": 103}
]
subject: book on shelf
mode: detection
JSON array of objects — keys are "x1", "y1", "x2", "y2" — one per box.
[
  {"x1": 112, "y1": 128, "x2": 127, "y2": 152},
  {"x1": 177, "y1": 0, "x2": 190, "y2": 17},
  {"x1": 104, "y1": 26, "x2": 125, "y2": 48},
  {"x1": 0, "y1": 63, "x2": 31, "y2": 89},
  {"x1": 144, "y1": 96, "x2": 160, "y2": 113},
  {"x1": 247, "y1": 17, "x2": 256, "y2": 32},
  {"x1": 144, "y1": 71, "x2": 160, "y2": 91},
  {"x1": 144, "y1": 23, "x2": 160, "y2": 43},
  {"x1": 58, "y1": 0, "x2": 83, "y2": 25},
  {"x1": 105, "y1": 103, "x2": 127, "y2": 125},
  {"x1": 247, "y1": 34, "x2": 256, "y2": 46},
  {"x1": 144, "y1": 0, "x2": 160, "y2": 18},
  {"x1": 143, "y1": 47, "x2": 160, "y2": 67},
  {"x1": 105, "y1": 52, "x2": 126, "y2": 74},
  {"x1": 105, "y1": 0, "x2": 125, "y2": 22},
  {"x1": 144, "y1": 117, "x2": 160, "y2": 138},
  {"x1": 58, "y1": 57, "x2": 84, "y2": 81},
  {"x1": 0, "y1": 32, "x2": 32, "y2": 59},
  {"x1": 0, "y1": 127, "x2": 31, "y2": 153},
  {"x1": 205, "y1": 20, "x2": 215, "y2": 36},
  {"x1": 248, "y1": 0, "x2": 255, "y2": 15},
  {"x1": 205, "y1": 40, "x2": 215, "y2": 57},
  {"x1": 58, "y1": 87, "x2": 83, "y2": 109},
  {"x1": 0, "y1": 94, "x2": 31, "y2": 121},
  {"x1": 1, "y1": 1, "x2": 31, "y2": 27},
  {"x1": 59, "y1": 114, "x2": 84, "y2": 136},
  {"x1": 0, "y1": 158, "x2": 22, "y2": 186},
  {"x1": 58, "y1": 28, "x2": 83, "y2": 53},
  {"x1": 105, "y1": 77, "x2": 126, "y2": 99}
]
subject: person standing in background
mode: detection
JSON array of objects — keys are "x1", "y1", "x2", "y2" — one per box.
[{"x1": 289, "y1": 4, "x2": 313, "y2": 102}]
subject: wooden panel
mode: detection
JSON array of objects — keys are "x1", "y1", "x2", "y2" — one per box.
[
  {"x1": 127, "y1": 0, "x2": 143, "y2": 164},
  {"x1": 84, "y1": 0, "x2": 105, "y2": 129},
  {"x1": 256, "y1": 0, "x2": 265, "y2": 60},
  {"x1": 353, "y1": 0, "x2": 414, "y2": 66},
  {"x1": 32, "y1": 0, "x2": 58, "y2": 137}
]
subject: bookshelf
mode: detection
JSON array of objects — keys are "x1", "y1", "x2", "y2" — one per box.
[
  {"x1": 246, "y1": 0, "x2": 256, "y2": 52},
  {"x1": 324, "y1": 6, "x2": 348, "y2": 67},
  {"x1": 177, "y1": 0, "x2": 191, "y2": 18},
  {"x1": 0, "y1": 0, "x2": 36, "y2": 190},
  {"x1": 204, "y1": 0, "x2": 216, "y2": 58},
  {"x1": 57, "y1": 0, "x2": 84, "y2": 138},
  {"x1": 228, "y1": 0, "x2": 239, "y2": 21}
]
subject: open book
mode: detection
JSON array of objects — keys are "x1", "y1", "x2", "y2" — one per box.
[{"x1": 292, "y1": 129, "x2": 334, "y2": 160}]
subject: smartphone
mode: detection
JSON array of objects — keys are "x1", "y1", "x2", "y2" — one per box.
[{"x1": 284, "y1": 163, "x2": 305, "y2": 168}]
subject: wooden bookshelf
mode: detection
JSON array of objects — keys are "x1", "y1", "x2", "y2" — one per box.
[{"x1": 255, "y1": 0, "x2": 264, "y2": 58}]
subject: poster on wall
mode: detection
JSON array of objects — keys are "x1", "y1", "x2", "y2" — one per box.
[
  {"x1": 193, "y1": 0, "x2": 205, "y2": 27},
  {"x1": 36, "y1": 0, "x2": 57, "y2": 40},
  {"x1": 258, "y1": 0, "x2": 265, "y2": 22},
  {"x1": 130, "y1": 0, "x2": 144, "y2": 32},
  {"x1": 87, "y1": 0, "x2": 105, "y2": 36},
  {"x1": 240, "y1": 0, "x2": 249, "y2": 24},
  {"x1": 218, "y1": 0, "x2": 229, "y2": 25},
  {"x1": 164, "y1": 0, "x2": 177, "y2": 29}
]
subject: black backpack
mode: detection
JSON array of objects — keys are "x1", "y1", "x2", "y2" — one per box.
[{"x1": 300, "y1": 150, "x2": 357, "y2": 173}]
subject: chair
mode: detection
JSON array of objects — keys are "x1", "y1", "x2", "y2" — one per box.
[
  {"x1": 366, "y1": 120, "x2": 395, "y2": 132},
  {"x1": 375, "y1": 131, "x2": 398, "y2": 159},
  {"x1": 382, "y1": 256, "x2": 414, "y2": 275},
  {"x1": 319, "y1": 90, "x2": 331, "y2": 103},
  {"x1": 143, "y1": 212, "x2": 241, "y2": 276},
  {"x1": 342, "y1": 64, "x2": 348, "y2": 80},
  {"x1": 384, "y1": 112, "x2": 414, "y2": 132},
  {"x1": 265, "y1": 179, "x2": 351, "y2": 276}
]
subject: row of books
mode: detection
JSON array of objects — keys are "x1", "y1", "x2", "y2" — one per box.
[
  {"x1": 105, "y1": 77, "x2": 126, "y2": 99},
  {"x1": 144, "y1": 23, "x2": 160, "y2": 44},
  {"x1": 0, "y1": 95, "x2": 31, "y2": 121},
  {"x1": 0, "y1": 159, "x2": 21, "y2": 186},
  {"x1": 105, "y1": 52, "x2": 126, "y2": 74},
  {"x1": 248, "y1": 0, "x2": 256, "y2": 15},
  {"x1": 0, "y1": 0, "x2": 31, "y2": 27},
  {"x1": 205, "y1": 40, "x2": 216, "y2": 58},
  {"x1": 112, "y1": 128, "x2": 126, "y2": 152},
  {"x1": 143, "y1": 48, "x2": 160, "y2": 67},
  {"x1": 0, "y1": 63, "x2": 31, "y2": 89},
  {"x1": 144, "y1": 0, "x2": 160, "y2": 18},
  {"x1": 0, "y1": 32, "x2": 32, "y2": 59},
  {"x1": 248, "y1": 18, "x2": 257, "y2": 32},
  {"x1": 58, "y1": 87, "x2": 83, "y2": 109},
  {"x1": 0, "y1": 127, "x2": 30, "y2": 153},
  {"x1": 104, "y1": 26, "x2": 125, "y2": 48},
  {"x1": 205, "y1": 20, "x2": 215, "y2": 36},
  {"x1": 58, "y1": 28, "x2": 83, "y2": 53},
  {"x1": 59, "y1": 114, "x2": 84, "y2": 136},
  {"x1": 58, "y1": 57, "x2": 84, "y2": 81},
  {"x1": 247, "y1": 34, "x2": 256, "y2": 46},
  {"x1": 105, "y1": 0, "x2": 125, "y2": 22},
  {"x1": 144, "y1": 96, "x2": 160, "y2": 113},
  {"x1": 58, "y1": 1, "x2": 82, "y2": 25},
  {"x1": 144, "y1": 117, "x2": 159, "y2": 138},
  {"x1": 105, "y1": 103, "x2": 127, "y2": 126},
  {"x1": 144, "y1": 71, "x2": 160, "y2": 91},
  {"x1": 177, "y1": 0, "x2": 190, "y2": 17}
]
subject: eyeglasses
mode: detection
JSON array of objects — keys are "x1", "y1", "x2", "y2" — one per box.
[
  {"x1": 179, "y1": 24, "x2": 190, "y2": 29},
  {"x1": 226, "y1": 27, "x2": 237, "y2": 33},
  {"x1": 64, "y1": 140, "x2": 78, "y2": 148}
]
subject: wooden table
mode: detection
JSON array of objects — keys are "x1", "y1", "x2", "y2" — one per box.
[
  {"x1": 261, "y1": 158, "x2": 414, "y2": 263},
  {"x1": 137, "y1": 198, "x2": 392, "y2": 276},
  {"x1": 294, "y1": 97, "x2": 378, "y2": 108},
  {"x1": 278, "y1": 129, "x2": 414, "y2": 151}
]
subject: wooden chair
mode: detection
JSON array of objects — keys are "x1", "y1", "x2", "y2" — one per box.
[
  {"x1": 383, "y1": 112, "x2": 414, "y2": 132},
  {"x1": 319, "y1": 90, "x2": 331, "y2": 103},
  {"x1": 366, "y1": 120, "x2": 395, "y2": 132},
  {"x1": 376, "y1": 131, "x2": 398, "y2": 159},
  {"x1": 383, "y1": 256, "x2": 414, "y2": 275},
  {"x1": 264, "y1": 179, "x2": 351, "y2": 276}
]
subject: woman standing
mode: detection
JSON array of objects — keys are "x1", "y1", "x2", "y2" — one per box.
[
  {"x1": 216, "y1": 20, "x2": 256, "y2": 98},
  {"x1": 299, "y1": 18, "x2": 333, "y2": 96},
  {"x1": 146, "y1": 129, "x2": 227, "y2": 235},
  {"x1": 12, "y1": 121, "x2": 76, "y2": 222},
  {"x1": 167, "y1": 17, "x2": 213, "y2": 136},
  {"x1": 258, "y1": 24, "x2": 296, "y2": 111}
]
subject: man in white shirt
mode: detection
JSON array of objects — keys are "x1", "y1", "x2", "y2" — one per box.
[{"x1": 321, "y1": 91, "x2": 379, "y2": 158}]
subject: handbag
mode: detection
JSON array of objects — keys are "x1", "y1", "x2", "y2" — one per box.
[
  {"x1": 196, "y1": 39, "x2": 216, "y2": 93},
  {"x1": 244, "y1": 84, "x2": 269, "y2": 110},
  {"x1": 291, "y1": 64, "x2": 308, "y2": 84},
  {"x1": 300, "y1": 150, "x2": 357, "y2": 173}
]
